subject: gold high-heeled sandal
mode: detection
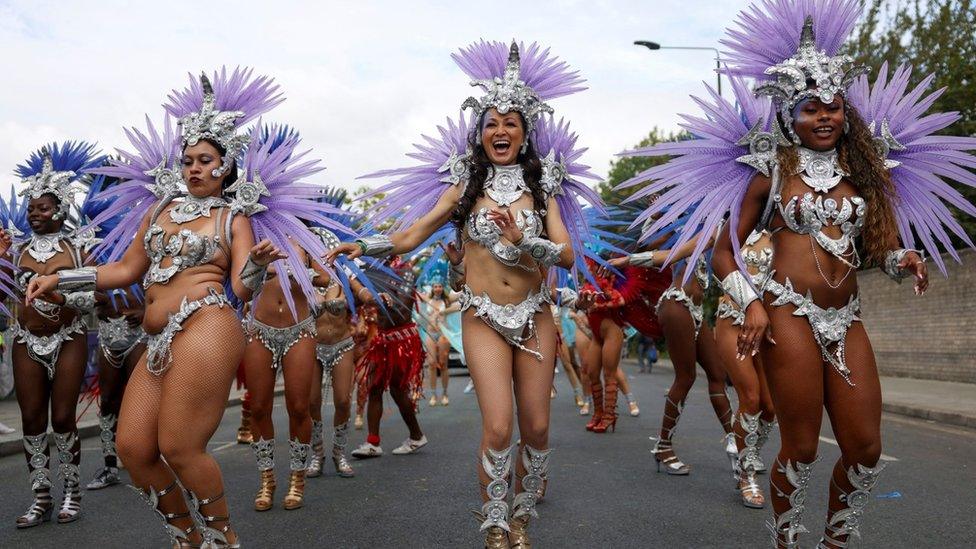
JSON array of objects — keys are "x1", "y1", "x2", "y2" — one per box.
[
  {"x1": 283, "y1": 470, "x2": 305, "y2": 510},
  {"x1": 254, "y1": 470, "x2": 275, "y2": 512}
]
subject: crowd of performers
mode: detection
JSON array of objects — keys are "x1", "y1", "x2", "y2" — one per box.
[{"x1": 4, "y1": 0, "x2": 976, "y2": 547}]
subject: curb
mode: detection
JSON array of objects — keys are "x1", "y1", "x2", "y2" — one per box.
[
  {"x1": 0, "y1": 388, "x2": 285, "y2": 458},
  {"x1": 882, "y1": 402, "x2": 976, "y2": 430}
]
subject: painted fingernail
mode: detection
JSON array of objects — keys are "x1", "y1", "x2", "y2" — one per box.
[{"x1": 752, "y1": 349, "x2": 758, "y2": 356}]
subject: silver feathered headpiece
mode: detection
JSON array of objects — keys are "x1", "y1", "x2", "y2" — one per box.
[
  {"x1": 18, "y1": 148, "x2": 83, "y2": 219},
  {"x1": 176, "y1": 74, "x2": 250, "y2": 177},
  {"x1": 755, "y1": 17, "x2": 867, "y2": 142},
  {"x1": 461, "y1": 42, "x2": 554, "y2": 144}
]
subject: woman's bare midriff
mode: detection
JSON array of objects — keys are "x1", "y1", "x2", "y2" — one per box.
[
  {"x1": 314, "y1": 277, "x2": 351, "y2": 344},
  {"x1": 463, "y1": 194, "x2": 545, "y2": 303},
  {"x1": 251, "y1": 272, "x2": 313, "y2": 327},
  {"x1": 143, "y1": 267, "x2": 227, "y2": 334},
  {"x1": 17, "y1": 248, "x2": 81, "y2": 334}
]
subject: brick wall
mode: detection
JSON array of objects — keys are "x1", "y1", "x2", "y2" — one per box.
[{"x1": 858, "y1": 248, "x2": 976, "y2": 383}]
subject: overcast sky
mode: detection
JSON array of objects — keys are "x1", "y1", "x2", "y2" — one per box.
[{"x1": 0, "y1": 0, "x2": 750, "y2": 195}]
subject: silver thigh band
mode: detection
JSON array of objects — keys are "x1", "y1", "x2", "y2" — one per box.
[
  {"x1": 316, "y1": 336, "x2": 354, "y2": 375},
  {"x1": 12, "y1": 317, "x2": 86, "y2": 380},
  {"x1": 764, "y1": 277, "x2": 860, "y2": 386},
  {"x1": 656, "y1": 286, "x2": 704, "y2": 338},
  {"x1": 716, "y1": 301, "x2": 745, "y2": 326},
  {"x1": 98, "y1": 317, "x2": 147, "y2": 368},
  {"x1": 458, "y1": 284, "x2": 551, "y2": 361},
  {"x1": 246, "y1": 315, "x2": 317, "y2": 370},
  {"x1": 145, "y1": 288, "x2": 231, "y2": 376}
]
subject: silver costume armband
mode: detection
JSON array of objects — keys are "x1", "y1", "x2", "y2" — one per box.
[
  {"x1": 720, "y1": 270, "x2": 759, "y2": 311},
  {"x1": 240, "y1": 256, "x2": 269, "y2": 292},
  {"x1": 58, "y1": 267, "x2": 97, "y2": 293},
  {"x1": 516, "y1": 236, "x2": 564, "y2": 268},
  {"x1": 882, "y1": 248, "x2": 923, "y2": 283},
  {"x1": 629, "y1": 251, "x2": 655, "y2": 267},
  {"x1": 64, "y1": 291, "x2": 95, "y2": 311},
  {"x1": 355, "y1": 235, "x2": 394, "y2": 258}
]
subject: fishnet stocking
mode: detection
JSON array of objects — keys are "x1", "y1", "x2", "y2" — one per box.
[{"x1": 119, "y1": 304, "x2": 243, "y2": 545}]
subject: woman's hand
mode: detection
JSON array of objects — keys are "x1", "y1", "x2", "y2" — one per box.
[
  {"x1": 607, "y1": 256, "x2": 630, "y2": 269},
  {"x1": 25, "y1": 274, "x2": 59, "y2": 306},
  {"x1": 486, "y1": 208, "x2": 523, "y2": 244},
  {"x1": 738, "y1": 301, "x2": 774, "y2": 360},
  {"x1": 577, "y1": 290, "x2": 596, "y2": 311},
  {"x1": 249, "y1": 239, "x2": 288, "y2": 266},
  {"x1": 900, "y1": 252, "x2": 929, "y2": 295},
  {"x1": 0, "y1": 229, "x2": 12, "y2": 257},
  {"x1": 440, "y1": 241, "x2": 464, "y2": 265},
  {"x1": 325, "y1": 242, "x2": 363, "y2": 264}
]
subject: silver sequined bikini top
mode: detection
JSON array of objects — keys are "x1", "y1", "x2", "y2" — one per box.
[
  {"x1": 315, "y1": 279, "x2": 347, "y2": 316},
  {"x1": 465, "y1": 207, "x2": 544, "y2": 269},
  {"x1": 143, "y1": 198, "x2": 230, "y2": 289},
  {"x1": 775, "y1": 190, "x2": 865, "y2": 263}
]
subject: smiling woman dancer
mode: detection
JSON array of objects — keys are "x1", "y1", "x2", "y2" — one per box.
[
  {"x1": 1, "y1": 142, "x2": 102, "y2": 528},
  {"x1": 28, "y1": 68, "x2": 344, "y2": 548},
  {"x1": 619, "y1": 1, "x2": 976, "y2": 545},
  {"x1": 329, "y1": 41, "x2": 602, "y2": 547}
]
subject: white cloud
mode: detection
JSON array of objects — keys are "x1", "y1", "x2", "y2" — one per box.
[{"x1": 0, "y1": 0, "x2": 748, "y2": 194}]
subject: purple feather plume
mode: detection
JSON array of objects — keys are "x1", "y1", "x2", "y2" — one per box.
[
  {"x1": 615, "y1": 76, "x2": 775, "y2": 282},
  {"x1": 720, "y1": 0, "x2": 862, "y2": 81},
  {"x1": 848, "y1": 62, "x2": 976, "y2": 274},
  {"x1": 164, "y1": 66, "x2": 284, "y2": 126},
  {"x1": 452, "y1": 40, "x2": 587, "y2": 101}
]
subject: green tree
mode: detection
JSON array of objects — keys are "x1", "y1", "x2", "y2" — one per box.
[
  {"x1": 845, "y1": 0, "x2": 976, "y2": 238},
  {"x1": 598, "y1": 127, "x2": 685, "y2": 207}
]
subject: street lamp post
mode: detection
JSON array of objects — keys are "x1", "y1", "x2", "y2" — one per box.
[{"x1": 633, "y1": 41, "x2": 723, "y2": 97}]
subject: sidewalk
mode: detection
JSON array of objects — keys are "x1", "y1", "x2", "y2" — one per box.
[
  {"x1": 0, "y1": 383, "x2": 283, "y2": 457},
  {"x1": 644, "y1": 359, "x2": 976, "y2": 430}
]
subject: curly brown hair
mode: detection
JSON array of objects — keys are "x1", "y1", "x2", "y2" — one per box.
[{"x1": 776, "y1": 103, "x2": 898, "y2": 266}]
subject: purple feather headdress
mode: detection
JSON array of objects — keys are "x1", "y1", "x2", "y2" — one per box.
[
  {"x1": 720, "y1": 0, "x2": 866, "y2": 143},
  {"x1": 85, "y1": 115, "x2": 182, "y2": 263},
  {"x1": 235, "y1": 122, "x2": 350, "y2": 319},
  {"x1": 454, "y1": 40, "x2": 586, "y2": 145},
  {"x1": 848, "y1": 62, "x2": 976, "y2": 274},
  {"x1": 164, "y1": 67, "x2": 284, "y2": 178},
  {"x1": 615, "y1": 76, "x2": 777, "y2": 281}
]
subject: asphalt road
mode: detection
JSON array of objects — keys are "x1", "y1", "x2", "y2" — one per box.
[{"x1": 1, "y1": 360, "x2": 974, "y2": 548}]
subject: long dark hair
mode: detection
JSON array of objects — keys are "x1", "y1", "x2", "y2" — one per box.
[{"x1": 450, "y1": 112, "x2": 547, "y2": 229}]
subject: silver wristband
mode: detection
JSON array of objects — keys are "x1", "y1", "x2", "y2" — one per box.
[
  {"x1": 629, "y1": 251, "x2": 655, "y2": 267},
  {"x1": 355, "y1": 235, "x2": 394, "y2": 258},
  {"x1": 240, "y1": 256, "x2": 269, "y2": 292},
  {"x1": 882, "y1": 248, "x2": 923, "y2": 282},
  {"x1": 720, "y1": 270, "x2": 759, "y2": 311},
  {"x1": 64, "y1": 291, "x2": 95, "y2": 311},
  {"x1": 516, "y1": 236, "x2": 564, "y2": 268},
  {"x1": 58, "y1": 267, "x2": 97, "y2": 293}
]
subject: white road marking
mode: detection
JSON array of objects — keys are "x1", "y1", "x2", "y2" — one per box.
[
  {"x1": 819, "y1": 436, "x2": 899, "y2": 461},
  {"x1": 211, "y1": 441, "x2": 238, "y2": 453}
]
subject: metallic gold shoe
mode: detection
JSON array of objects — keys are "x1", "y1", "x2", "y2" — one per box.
[
  {"x1": 283, "y1": 471, "x2": 305, "y2": 510},
  {"x1": 508, "y1": 515, "x2": 532, "y2": 548},
  {"x1": 473, "y1": 512, "x2": 511, "y2": 549},
  {"x1": 237, "y1": 406, "x2": 254, "y2": 445},
  {"x1": 254, "y1": 470, "x2": 275, "y2": 512}
]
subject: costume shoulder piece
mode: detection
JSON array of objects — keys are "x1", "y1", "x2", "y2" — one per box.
[{"x1": 848, "y1": 62, "x2": 976, "y2": 274}]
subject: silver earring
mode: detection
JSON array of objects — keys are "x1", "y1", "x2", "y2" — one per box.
[{"x1": 843, "y1": 120, "x2": 850, "y2": 135}]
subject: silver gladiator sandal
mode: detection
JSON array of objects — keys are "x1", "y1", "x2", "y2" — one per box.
[
  {"x1": 817, "y1": 462, "x2": 887, "y2": 548},
  {"x1": 509, "y1": 445, "x2": 551, "y2": 549},
  {"x1": 54, "y1": 431, "x2": 82, "y2": 523},
  {"x1": 188, "y1": 489, "x2": 239, "y2": 548},
  {"x1": 755, "y1": 418, "x2": 777, "y2": 474},
  {"x1": 651, "y1": 397, "x2": 690, "y2": 475},
  {"x1": 332, "y1": 422, "x2": 355, "y2": 477},
  {"x1": 16, "y1": 433, "x2": 54, "y2": 528},
  {"x1": 306, "y1": 420, "x2": 325, "y2": 478},
  {"x1": 251, "y1": 438, "x2": 275, "y2": 511},
  {"x1": 768, "y1": 457, "x2": 819, "y2": 548},
  {"x1": 87, "y1": 413, "x2": 121, "y2": 490},
  {"x1": 130, "y1": 481, "x2": 199, "y2": 548},
  {"x1": 475, "y1": 446, "x2": 514, "y2": 549},
  {"x1": 734, "y1": 412, "x2": 766, "y2": 509}
]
